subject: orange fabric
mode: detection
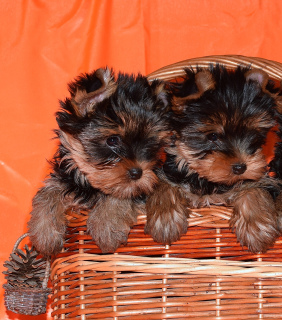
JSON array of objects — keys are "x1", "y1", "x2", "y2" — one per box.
[{"x1": 1, "y1": 1, "x2": 282, "y2": 319}]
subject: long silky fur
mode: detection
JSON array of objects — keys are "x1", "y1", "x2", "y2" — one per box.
[
  {"x1": 28, "y1": 68, "x2": 171, "y2": 255},
  {"x1": 150, "y1": 64, "x2": 282, "y2": 252}
]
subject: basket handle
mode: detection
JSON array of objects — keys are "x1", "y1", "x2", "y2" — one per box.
[
  {"x1": 12, "y1": 232, "x2": 51, "y2": 289},
  {"x1": 12, "y1": 232, "x2": 29, "y2": 253}
]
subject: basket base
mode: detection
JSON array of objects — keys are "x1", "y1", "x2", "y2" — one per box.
[{"x1": 3, "y1": 284, "x2": 51, "y2": 316}]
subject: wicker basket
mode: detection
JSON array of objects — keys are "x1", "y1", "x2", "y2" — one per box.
[
  {"x1": 3, "y1": 233, "x2": 51, "y2": 316},
  {"x1": 50, "y1": 55, "x2": 282, "y2": 319}
]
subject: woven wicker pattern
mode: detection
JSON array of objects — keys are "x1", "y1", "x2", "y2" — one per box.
[
  {"x1": 3, "y1": 233, "x2": 51, "y2": 315},
  {"x1": 50, "y1": 55, "x2": 282, "y2": 319},
  {"x1": 147, "y1": 54, "x2": 282, "y2": 81},
  {"x1": 3, "y1": 284, "x2": 51, "y2": 316}
]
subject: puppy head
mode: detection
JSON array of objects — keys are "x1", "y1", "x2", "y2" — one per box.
[
  {"x1": 56, "y1": 68, "x2": 171, "y2": 198},
  {"x1": 172, "y1": 65, "x2": 277, "y2": 185}
]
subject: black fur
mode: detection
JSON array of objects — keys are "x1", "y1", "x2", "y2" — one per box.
[
  {"x1": 28, "y1": 68, "x2": 172, "y2": 255},
  {"x1": 146, "y1": 64, "x2": 282, "y2": 253}
]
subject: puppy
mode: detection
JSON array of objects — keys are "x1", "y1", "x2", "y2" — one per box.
[
  {"x1": 28, "y1": 67, "x2": 171, "y2": 255},
  {"x1": 145, "y1": 64, "x2": 282, "y2": 253}
]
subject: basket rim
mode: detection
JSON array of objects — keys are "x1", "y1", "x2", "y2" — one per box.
[{"x1": 147, "y1": 54, "x2": 282, "y2": 81}]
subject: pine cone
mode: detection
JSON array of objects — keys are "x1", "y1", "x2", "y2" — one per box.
[{"x1": 3, "y1": 245, "x2": 47, "y2": 288}]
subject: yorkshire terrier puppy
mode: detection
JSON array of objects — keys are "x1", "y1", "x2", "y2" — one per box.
[
  {"x1": 145, "y1": 64, "x2": 282, "y2": 253},
  {"x1": 28, "y1": 67, "x2": 171, "y2": 255},
  {"x1": 269, "y1": 89, "x2": 282, "y2": 227},
  {"x1": 270, "y1": 93, "x2": 282, "y2": 180}
]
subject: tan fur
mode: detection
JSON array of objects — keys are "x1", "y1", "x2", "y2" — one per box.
[
  {"x1": 197, "y1": 124, "x2": 225, "y2": 135},
  {"x1": 28, "y1": 68, "x2": 172, "y2": 256},
  {"x1": 230, "y1": 188, "x2": 279, "y2": 253},
  {"x1": 246, "y1": 69, "x2": 282, "y2": 117},
  {"x1": 275, "y1": 192, "x2": 282, "y2": 232},
  {"x1": 276, "y1": 92, "x2": 282, "y2": 114},
  {"x1": 197, "y1": 109, "x2": 273, "y2": 133},
  {"x1": 245, "y1": 69, "x2": 269, "y2": 90},
  {"x1": 172, "y1": 70, "x2": 215, "y2": 114},
  {"x1": 27, "y1": 178, "x2": 73, "y2": 256},
  {"x1": 88, "y1": 161, "x2": 159, "y2": 198},
  {"x1": 176, "y1": 141, "x2": 267, "y2": 185},
  {"x1": 166, "y1": 66, "x2": 282, "y2": 253},
  {"x1": 87, "y1": 196, "x2": 138, "y2": 253},
  {"x1": 72, "y1": 68, "x2": 117, "y2": 117},
  {"x1": 194, "y1": 70, "x2": 216, "y2": 93},
  {"x1": 116, "y1": 111, "x2": 171, "y2": 141},
  {"x1": 244, "y1": 112, "x2": 275, "y2": 130},
  {"x1": 145, "y1": 181, "x2": 190, "y2": 244},
  {"x1": 60, "y1": 131, "x2": 159, "y2": 198}
]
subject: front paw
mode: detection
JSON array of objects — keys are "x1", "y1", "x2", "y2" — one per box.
[
  {"x1": 274, "y1": 192, "x2": 282, "y2": 232},
  {"x1": 230, "y1": 188, "x2": 279, "y2": 253},
  {"x1": 28, "y1": 214, "x2": 66, "y2": 256},
  {"x1": 87, "y1": 197, "x2": 137, "y2": 253},
  {"x1": 27, "y1": 179, "x2": 69, "y2": 256},
  {"x1": 145, "y1": 183, "x2": 190, "y2": 244},
  {"x1": 145, "y1": 210, "x2": 188, "y2": 244},
  {"x1": 88, "y1": 217, "x2": 131, "y2": 253}
]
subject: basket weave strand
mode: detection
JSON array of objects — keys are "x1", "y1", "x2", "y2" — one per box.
[
  {"x1": 51, "y1": 55, "x2": 282, "y2": 319},
  {"x1": 3, "y1": 284, "x2": 51, "y2": 316},
  {"x1": 51, "y1": 209, "x2": 282, "y2": 319},
  {"x1": 51, "y1": 253, "x2": 282, "y2": 277}
]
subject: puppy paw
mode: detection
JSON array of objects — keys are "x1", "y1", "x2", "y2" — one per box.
[
  {"x1": 27, "y1": 182, "x2": 68, "y2": 256},
  {"x1": 274, "y1": 191, "x2": 282, "y2": 232},
  {"x1": 29, "y1": 224, "x2": 65, "y2": 257},
  {"x1": 145, "y1": 182, "x2": 190, "y2": 244},
  {"x1": 230, "y1": 188, "x2": 279, "y2": 253},
  {"x1": 88, "y1": 218, "x2": 131, "y2": 253},
  {"x1": 87, "y1": 197, "x2": 137, "y2": 253},
  {"x1": 28, "y1": 211, "x2": 66, "y2": 256}
]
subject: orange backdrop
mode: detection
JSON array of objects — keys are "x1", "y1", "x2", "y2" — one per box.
[{"x1": 1, "y1": 1, "x2": 282, "y2": 319}]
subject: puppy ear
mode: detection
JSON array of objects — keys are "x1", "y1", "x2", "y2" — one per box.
[
  {"x1": 277, "y1": 82, "x2": 282, "y2": 114},
  {"x1": 245, "y1": 69, "x2": 269, "y2": 90},
  {"x1": 172, "y1": 70, "x2": 215, "y2": 114},
  {"x1": 246, "y1": 69, "x2": 282, "y2": 113},
  {"x1": 71, "y1": 68, "x2": 117, "y2": 117},
  {"x1": 150, "y1": 80, "x2": 170, "y2": 109},
  {"x1": 194, "y1": 70, "x2": 216, "y2": 94}
]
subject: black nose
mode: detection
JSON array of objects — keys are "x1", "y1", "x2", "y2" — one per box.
[
  {"x1": 128, "y1": 168, "x2": 143, "y2": 180},
  {"x1": 232, "y1": 163, "x2": 247, "y2": 175}
]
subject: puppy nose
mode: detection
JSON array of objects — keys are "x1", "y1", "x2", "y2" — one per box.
[
  {"x1": 128, "y1": 168, "x2": 143, "y2": 180},
  {"x1": 232, "y1": 163, "x2": 247, "y2": 175}
]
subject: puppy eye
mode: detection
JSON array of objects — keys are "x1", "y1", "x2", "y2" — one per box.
[
  {"x1": 106, "y1": 135, "x2": 121, "y2": 147},
  {"x1": 207, "y1": 133, "x2": 218, "y2": 141}
]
